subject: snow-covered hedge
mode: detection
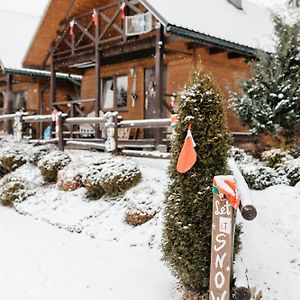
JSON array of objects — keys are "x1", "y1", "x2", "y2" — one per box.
[
  {"x1": 0, "y1": 176, "x2": 31, "y2": 206},
  {"x1": 124, "y1": 183, "x2": 161, "y2": 226},
  {"x1": 29, "y1": 145, "x2": 55, "y2": 166},
  {"x1": 57, "y1": 162, "x2": 87, "y2": 191},
  {"x1": 38, "y1": 151, "x2": 71, "y2": 183},
  {"x1": 0, "y1": 148, "x2": 26, "y2": 172},
  {"x1": 83, "y1": 157, "x2": 141, "y2": 199},
  {"x1": 241, "y1": 165, "x2": 288, "y2": 190},
  {"x1": 261, "y1": 148, "x2": 293, "y2": 169},
  {"x1": 283, "y1": 158, "x2": 300, "y2": 186}
]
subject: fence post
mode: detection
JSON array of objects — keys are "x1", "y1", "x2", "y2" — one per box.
[
  {"x1": 113, "y1": 113, "x2": 119, "y2": 154},
  {"x1": 13, "y1": 112, "x2": 23, "y2": 141},
  {"x1": 56, "y1": 111, "x2": 64, "y2": 151}
]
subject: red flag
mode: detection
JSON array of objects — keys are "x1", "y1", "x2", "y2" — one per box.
[
  {"x1": 176, "y1": 124, "x2": 197, "y2": 173},
  {"x1": 69, "y1": 20, "x2": 75, "y2": 36},
  {"x1": 120, "y1": 2, "x2": 126, "y2": 19},
  {"x1": 92, "y1": 9, "x2": 98, "y2": 26}
]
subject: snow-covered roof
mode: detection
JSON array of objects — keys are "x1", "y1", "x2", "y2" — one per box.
[
  {"x1": 140, "y1": 0, "x2": 275, "y2": 53},
  {"x1": 0, "y1": 66, "x2": 82, "y2": 81}
]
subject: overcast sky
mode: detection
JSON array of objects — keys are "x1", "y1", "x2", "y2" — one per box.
[{"x1": 0, "y1": 0, "x2": 289, "y2": 68}]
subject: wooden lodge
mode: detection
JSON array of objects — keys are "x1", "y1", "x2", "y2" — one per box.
[{"x1": 1, "y1": 0, "x2": 273, "y2": 142}]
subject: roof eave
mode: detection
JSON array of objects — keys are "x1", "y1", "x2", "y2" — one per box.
[{"x1": 166, "y1": 25, "x2": 257, "y2": 57}]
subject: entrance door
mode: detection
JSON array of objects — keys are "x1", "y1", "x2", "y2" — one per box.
[{"x1": 144, "y1": 67, "x2": 167, "y2": 138}]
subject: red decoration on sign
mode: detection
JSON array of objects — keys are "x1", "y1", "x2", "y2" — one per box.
[
  {"x1": 69, "y1": 20, "x2": 75, "y2": 36},
  {"x1": 120, "y1": 2, "x2": 126, "y2": 19},
  {"x1": 213, "y1": 176, "x2": 240, "y2": 209},
  {"x1": 92, "y1": 9, "x2": 98, "y2": 26},
  {"x1": 176, "y1": 124, "x2": 197, "y2": 173}
]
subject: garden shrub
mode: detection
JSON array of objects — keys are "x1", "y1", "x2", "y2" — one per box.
[
  {"x1": 283, "y1": 158, "x2": 300, "y2": 186},
  {"x1": 0, "y1": 149, "x2": 26, "y2": 172},
  {"x1": 261, "y1": 148, "x2": 293, "y2": 169},
  {"x1": 83, "y1": 157, "x2": 141, "y2": 199},
  {"x1": 0, "y1": 176, "x2": 30, "y2": 206},
  {"x1": 38, "y1": 151, "x2": 71, "y2": 183},
  {"x1": 57, "y1": 162, "x2": 87, "y2": 191},
  {"x1": 29, "y1": 145, "x2": 54, "y2": 165},
  {"x1": 163, "y1": 71, "x2": 231, "y2": 295},
  {"x1": 241, "y1": 165, "x2": 288, "y2": 190}
]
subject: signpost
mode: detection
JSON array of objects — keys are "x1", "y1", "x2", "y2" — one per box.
[{"x1": 209, "y1": 193, "x2": 234, "y2": 300}]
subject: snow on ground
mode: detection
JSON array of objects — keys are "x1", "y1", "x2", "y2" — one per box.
[
  {"x1": 235, "y1": 185, "x2": 300, "y2": 300},
  {"x1": 0, "y1": 138, "x2": 299, "y2": 299}
]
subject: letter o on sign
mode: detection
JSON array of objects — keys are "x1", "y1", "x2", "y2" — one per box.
[{"x1": 214, "y1": 271, "x2": 225, "y2": 289}]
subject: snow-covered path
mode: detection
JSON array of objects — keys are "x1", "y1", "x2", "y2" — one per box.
[
  {"x1": 0, "y1": 206, "x2": 180, "y2": 300},
  {"x1": 235, "y1": 185, "x2": 300, "y2": 300}
]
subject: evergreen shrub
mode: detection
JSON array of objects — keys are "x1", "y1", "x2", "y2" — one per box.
[
  {"x1": 0, "y1": 176, "x2": 30, "y2": 206},
  {"x1": 38, "y1": 151, "x2": 71, "y2": 183},
  {"x1": 162, "y1": 71, "x2": 231, "y2": 295},
  {"x1": 261, "y1": 148, "x2": 293, "y2": 169},
  {"x1": 0, "y1": 149, "x2": 26, "y2": 172}
]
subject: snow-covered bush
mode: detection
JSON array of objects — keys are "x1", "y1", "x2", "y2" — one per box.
[
  {"x1": 100, "y1": 160, "x2": 141, "y2": 196},
  {"x1": 231, "y1": 147, "x2": 259, "y2": 165},
  {"x1": 83, "y1": 157, "x2": 141, "y2": 199},
  {"x1": 0, "y1": 176, "x2": 31, "y2": 206},
  {"x1": 0, "y1": 148, "x2": 26, "y2": 172},
  {"x1": 283, "y1": 158, "x2": 300, "y2": 186},
  {"x1": 0, "y1": 162, "x2": 9, "y2": 178},
  {"x1": 241, "y1": 165, "x2": 288, "y2": 190},
  {"x1": 57, "y1": 162, "x2": 87, "y2": 191},
  {"x1": 38, "y1": 151, "x2": 71, "y2": 183},
  {"x1": 28, "y1": 145, "x2": 55, "y2": 165},
  {"x1": 261, "y1": 148, "x2": 293, "y2": 169},
  {"x1": 125, "y1": 183, "x2": 161, "y2": 226}
]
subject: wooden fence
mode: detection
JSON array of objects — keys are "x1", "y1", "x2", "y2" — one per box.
[
  {"x1": 0, "y1": 111, "x2": 172, "y2": 158},
  {"x1": 0, "y1": 111, "x2": 254, "y2": 159}
]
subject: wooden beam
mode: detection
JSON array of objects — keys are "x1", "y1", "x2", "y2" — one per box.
[
  {"x1": 50, "y1": 52, "x2": 56, "y2": 107},
  {"x1": 227, "y1": 52, "x2": 244, "y2": 59},
  {"x1": 208, "y1": 47, "x2": 225, "y2": 55},
  {"x1": 154, "y1": 22, "x2": 165, "y2": 146},
  {"x1": 94, "y1": 10, "x2": 101, "y2": 138},
  {"x1": 4, "y1": 74, "x2": 13, "y2": 134}
]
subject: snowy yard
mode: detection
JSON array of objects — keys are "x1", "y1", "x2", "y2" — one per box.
[{"x1": 0, "y1": 142, "x2": 299, "y2": 299}]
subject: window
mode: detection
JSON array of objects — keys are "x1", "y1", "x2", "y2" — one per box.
[
  {"x1": 14, "y1": 91, "x2": 27, "y2": 112},
  {"x1": 0, "y1": 92, "x2": 3, "y2": 114},
  {"x1": 102, "y1": 75, "x2": 128, "y2": 110}
]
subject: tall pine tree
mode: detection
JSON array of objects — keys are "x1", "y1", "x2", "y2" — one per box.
[
  {"x1": 163, "y1": 71, "x2": 231, "y2": 296},
  {"x1": 231, "y1": 17, "x2": 300, "y2": 144}
]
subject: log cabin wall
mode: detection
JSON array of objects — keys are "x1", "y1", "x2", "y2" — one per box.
[{"x1": 79, "y1": 45, "x2": 249, "y2": 131}]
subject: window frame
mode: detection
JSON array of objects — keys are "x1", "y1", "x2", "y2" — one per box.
[{"x1": 101, "y1": 74, "x2": 128, "y2": 112}]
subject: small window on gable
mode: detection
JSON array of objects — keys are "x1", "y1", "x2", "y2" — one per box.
[{"x1": 102, "y1": 75, "x2": 128, "y2": 110}]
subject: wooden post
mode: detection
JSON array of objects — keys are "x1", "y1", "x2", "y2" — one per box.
[
  {"x1": 154, "y1": 22, "x2": 164, "y2": 147},
  {"x1": 94, "y1": 9, "x2": 101, "y2": 139},
  {"x1": 4, "y1": 74, "x2": 13, "y2": 134},
  {"x1": 113, "y1": 113, "x2": 119, "y2": 154},
  {"x1": 50, "y1": 52, "x2": 56, "y2": 107},
  {"x1": 14, "y1": 112, "x2": 23, "y2": 141},
  {"x1": 209, "y1": 193, "x2": 234, "y2": 300},
  {"x1": 57, "y1": 112, "x2": 64, "y2": 151}
]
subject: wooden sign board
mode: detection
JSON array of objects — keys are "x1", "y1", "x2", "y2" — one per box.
[{"x1": 209, "y1": 193, "x2": 234, "y2": 300}]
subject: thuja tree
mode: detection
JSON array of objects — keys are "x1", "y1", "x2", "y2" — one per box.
[
  {"x1": 162, "y1": 71, "x2": 231, "y2": 295},
  {"x1": 230, "y1": 17, "x2": 300, "y2": 144}
]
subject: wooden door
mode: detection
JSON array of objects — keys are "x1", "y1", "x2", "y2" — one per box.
[{"x1": 144, "y1": 67, "x2": 167, "y2": 139}]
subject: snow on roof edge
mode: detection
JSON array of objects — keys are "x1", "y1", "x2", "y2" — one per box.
[{"x1": 2, "y1": 67, "x2": 82, "y2": 81}]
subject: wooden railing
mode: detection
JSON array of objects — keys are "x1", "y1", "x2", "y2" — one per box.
[{"x1": 0, "y1": 111, "x2": 254, "y2": 160}]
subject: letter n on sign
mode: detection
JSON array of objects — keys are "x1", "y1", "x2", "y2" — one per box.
[{"x1": 209, "y1": 193, "x2": 234, "y2": 300}]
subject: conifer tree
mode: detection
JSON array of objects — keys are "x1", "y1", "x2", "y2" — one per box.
[
  {"x1": 230, "y1": 17, "x2": 300, "y2": 144},
  {"x1": 162, "y1": 71, "x2": 231, "y2": 295}
]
